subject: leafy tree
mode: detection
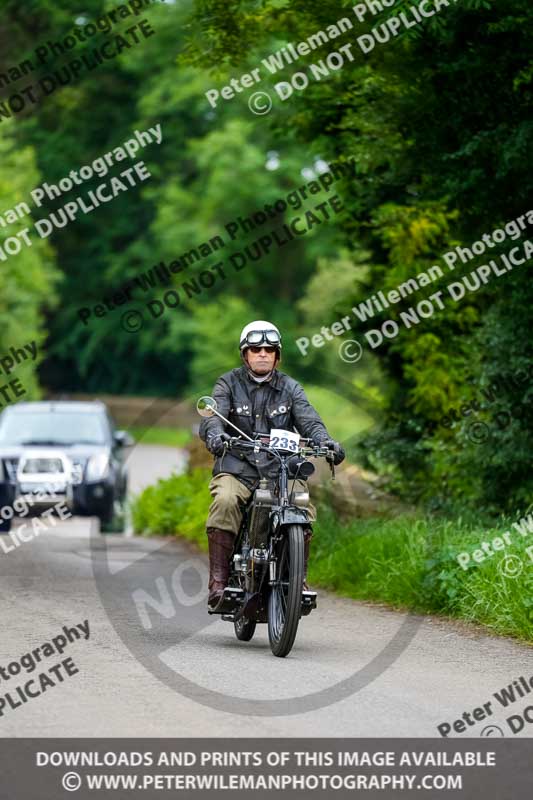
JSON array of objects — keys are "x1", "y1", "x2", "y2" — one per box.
[
  {"x1": 0, "y1": 123, "x2": 58, "y2": 399},
  {"x1": 185, "y1": 0, "x2": 533, "y2": 511}
]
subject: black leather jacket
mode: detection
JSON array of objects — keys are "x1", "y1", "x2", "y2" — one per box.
[{"x1": 199, "y1": 366, "x2": 332, "y2": 488}]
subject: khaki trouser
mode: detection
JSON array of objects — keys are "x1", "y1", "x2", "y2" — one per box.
[{"x1": 206, "y1": 473, "x2": 316, "y2": 536}]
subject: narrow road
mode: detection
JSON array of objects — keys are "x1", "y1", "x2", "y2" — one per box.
[{"x1": 1, "y1": 445, "x2": 531, "y2": 737}]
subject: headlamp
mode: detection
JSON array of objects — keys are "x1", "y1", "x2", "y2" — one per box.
[{"x1": 86, "y1": 453, "x2": 110, "y2": 481}]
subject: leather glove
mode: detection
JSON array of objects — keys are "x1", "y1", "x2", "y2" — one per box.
[
  {"x1": 320, "y1": 438, "x2": 345, "y2": 466},
  {"x1": 207, "y1": 432, "x2": 231, "y2": 457}
]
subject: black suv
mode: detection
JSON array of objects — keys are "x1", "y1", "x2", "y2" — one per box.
[{"x1": 0, "y1": 401, "x2": 133, "y2": 530}]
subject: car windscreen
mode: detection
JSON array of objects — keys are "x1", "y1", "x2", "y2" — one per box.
[{"x1": 0, "y1": 410, "x2": 109, "y2": 446}]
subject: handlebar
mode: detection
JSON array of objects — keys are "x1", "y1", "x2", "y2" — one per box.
[
  {"x1": 224, "y1": 435, "x2": 329, "y2": 456},
  {"x1": 223, "y1": 435, "x2": 337, "y2": 478}
]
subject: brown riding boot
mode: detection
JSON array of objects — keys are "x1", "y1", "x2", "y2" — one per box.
[
  {"x1": 207, "y1": 528, "x2": 235, "y2": 607},
  {"x1": 303, "y1": 527, "x2": 313, "y2": 591}
]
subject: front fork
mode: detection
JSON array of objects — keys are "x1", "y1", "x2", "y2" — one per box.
[
  {"x1": 267, "y1": 505, "x2": 309, "y2": 586},
  {"x1": 269, "y1": 553, "x2": 277, "y2": 585}
]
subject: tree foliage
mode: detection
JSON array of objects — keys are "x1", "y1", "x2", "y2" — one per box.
[
  {"x1": 184, "y1": 0, "x2": 533, "y2": 512},
  {"x1": 1, "y1": 0, "x2": 531, "y2": 512}
]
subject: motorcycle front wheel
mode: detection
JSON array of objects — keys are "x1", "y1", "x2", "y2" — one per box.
[{"x1": 268, "y1": 524, "x2": 304, "y2": 657}]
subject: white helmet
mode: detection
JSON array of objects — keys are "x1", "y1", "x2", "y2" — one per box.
[{"x1": 239, "y1": 320, "x2": 282, "y2": 352}]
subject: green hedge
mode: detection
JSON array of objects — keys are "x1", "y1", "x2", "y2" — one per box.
[
  {"x1": 132, "y1": 470, "x2": 532, "y2": 641},
  {"x1": 132, "y1": 468, "x2": 211, "y2": 551}
]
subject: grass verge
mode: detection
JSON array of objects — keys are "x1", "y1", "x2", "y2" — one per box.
[
  {"x1": 127, "y1": 426, "x2": 192, "y2": 447},
  {"x1": 131, "y1": 468, "x2": 533, "y2": 642}
]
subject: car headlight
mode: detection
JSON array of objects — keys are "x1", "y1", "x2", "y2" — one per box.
[{"x1": 86, "y1": 454, "x2": 110, "y2": 481}]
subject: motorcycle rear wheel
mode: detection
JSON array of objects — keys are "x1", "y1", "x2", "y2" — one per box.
[
  {"x1": 268, "y1": 524, "x2": 304, "y2": 657},
  {"x1": 234, "y1": 616, "x2": 257, "y2": 641}
]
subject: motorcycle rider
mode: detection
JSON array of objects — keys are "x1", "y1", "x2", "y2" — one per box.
[{"x1": 200, "y1": 320, "x2": 345, "y2": 608}]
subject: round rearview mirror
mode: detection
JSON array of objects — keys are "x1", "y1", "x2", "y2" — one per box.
[{"x1": 197, "y1": 396, "x2": 217, "y2": 417}]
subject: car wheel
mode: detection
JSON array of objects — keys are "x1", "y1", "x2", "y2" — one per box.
[
  {"x1": 99, "y1": 499, "x2": 126, "y2": 534},
  {"x1": 0, "y1": 517, "x2": 12, "y2": 533}
]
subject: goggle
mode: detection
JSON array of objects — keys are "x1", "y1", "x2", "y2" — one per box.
[{"x1": 241, "y1": 329, "x2": 281, "y2": 347}]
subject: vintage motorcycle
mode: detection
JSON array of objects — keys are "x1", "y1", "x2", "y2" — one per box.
[{"x1": 197, "y1": 395, "x2": 336, "y2": 658}]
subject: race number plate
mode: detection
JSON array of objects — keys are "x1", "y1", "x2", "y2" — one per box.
[{"x1": 269, "y1": 429, "x2": 300, "y2": 452}]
